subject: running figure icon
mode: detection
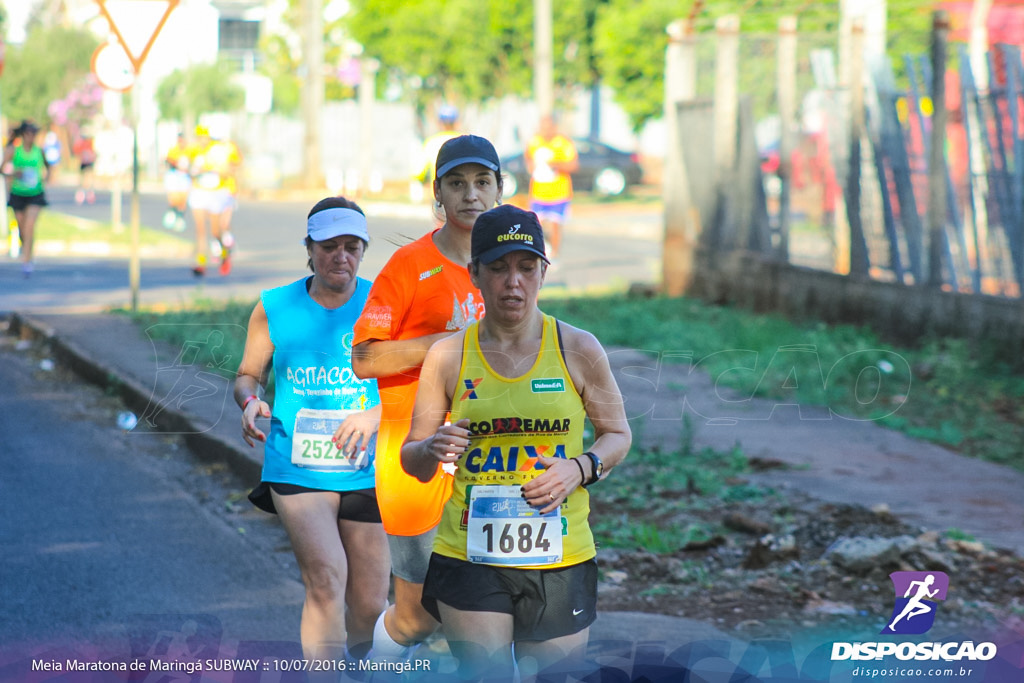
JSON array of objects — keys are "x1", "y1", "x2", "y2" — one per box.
[
  {"x1": 882, "y1": 571, "x2": 949, "y2": 635},
  {"x1": 888, "y1": 574, "x2": 938, "y2": 631}
]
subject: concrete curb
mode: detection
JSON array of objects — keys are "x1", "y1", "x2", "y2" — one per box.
[{"x1": 9, "y1": 311, "x2": 263, "y2": 484}]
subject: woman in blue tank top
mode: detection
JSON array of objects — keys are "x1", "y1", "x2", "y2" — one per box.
[{"x1": 233, "y1": 197, "x2": 388, "y2": 662}]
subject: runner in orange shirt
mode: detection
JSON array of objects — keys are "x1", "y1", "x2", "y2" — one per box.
[{"x1": 352, "y1": 134, "x2": 502, "y2": 662}]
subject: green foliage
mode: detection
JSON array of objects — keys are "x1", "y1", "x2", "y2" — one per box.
[
  {"x1": 256, "y1": 0, "x2": 357, "y2": 111},
  {"x1": 0, "y1": 24, "x2": 99, "y2": 126},
  {"x1": 588, "y1": 417, "x2": 766, "y2": 554},
  {"x1": 258, "y1": 33, "x2": 303, "y2": 114},
  {"x1": 155, "y1": 62, "x2": 245, "y2": 122},
  {"x1": 943, "y1": 528, "x2": 977, "y2": 542},
  {"x1": 591, "y1": 517, "x2": 715, "y2": 555},
  {"x1": 593, "y1": 0, "x2": 677, "y2": 132},
  {"x1": 541, "y1": 294, "x2": 1024, "y2": 470},
  {"x1": 128, "y1": 298, "x2": 256, "y2": 383},
  {"x1": 14, "y1": 210, "x2": 190, "y2": 250},
  {"x1": 346, "y1": 0, "x2": 590, "y2": 109}
]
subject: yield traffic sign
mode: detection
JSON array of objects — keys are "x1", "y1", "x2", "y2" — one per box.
[{"x1": 94, "y1": 0, "x2": 180, "y2": 78}]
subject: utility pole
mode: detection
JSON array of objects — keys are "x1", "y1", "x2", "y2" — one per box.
[
  {"x1": 303, "y1": 0, "x2": 324, "y2": 189},
  {"x1": 534, "y1": 0, "x2": 553, "y2": 119}
]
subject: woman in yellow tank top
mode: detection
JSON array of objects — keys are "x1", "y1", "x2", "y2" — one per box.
[{"x1": 401, "y1": 204, "x2": 631, "y2": 680}]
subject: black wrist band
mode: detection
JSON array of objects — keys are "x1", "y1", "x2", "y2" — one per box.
[
  {"x1": 573, "y1": 457, "x2": 586, "y2": 488},
  {"x1": 583, "y1": 451, "x2": 601, "y2": 487}
]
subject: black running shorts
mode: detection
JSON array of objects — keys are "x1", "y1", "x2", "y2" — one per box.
[
  {"x1": 247, "y1": 482, "x2": 381, "y2": 522},
  {"x1": 421, "y1": 553, "x2": 597, "y2": 641}
]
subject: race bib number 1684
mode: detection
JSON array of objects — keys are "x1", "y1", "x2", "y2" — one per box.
[{"x1": 466, "y1": 485, "x2": 562, "y2": 566}]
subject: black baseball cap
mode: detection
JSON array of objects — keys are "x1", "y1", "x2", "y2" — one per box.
[
  {"x1": 435, "y1": 134, "x2": 500, "y2": 179},
  {"x1": 471, "y1": 204, "x2": 549, "y2": 265}
]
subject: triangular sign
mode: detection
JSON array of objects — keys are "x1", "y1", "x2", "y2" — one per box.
[{"x1": 95, "y1": 0, "x2": 180, "y2": 74}]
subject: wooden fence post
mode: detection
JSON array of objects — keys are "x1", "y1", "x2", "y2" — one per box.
[
  {"x1": 713, "y1": 15, "x2": 740, "y2": 248},
  {"x1": 846, "y1": 18, "x2": 870, "y2": 276},
  {"x1": 777, "y1": 16, "x2": 798, "y2": 260},
  {"x1": 927, "y1": 10, "x2": 950, "y2": 288},
  {"x1": 662, "y1": 18, "x2": 699, "y2": 297}
]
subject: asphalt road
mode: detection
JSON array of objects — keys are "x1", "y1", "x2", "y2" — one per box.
[
  {"x1": 0, "y1": 329, "x2": 308, "y2": 670},
  {"x1": 2, "y1": 185, "x2": 660, "y2": 314}
]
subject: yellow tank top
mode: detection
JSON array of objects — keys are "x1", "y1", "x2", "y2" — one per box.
[{"x1": 433, "y1": 315, "x2": 595, "y2": 568}]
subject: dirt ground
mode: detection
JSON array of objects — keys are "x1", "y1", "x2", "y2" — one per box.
[
  {"x1": 590, "y1": 348, "x2": 1024, "y2": 641},
  {"x1": 592, "y1": 480, "x2": 1024, "y2": 641}
]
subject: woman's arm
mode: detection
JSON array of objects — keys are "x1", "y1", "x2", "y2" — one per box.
[
  {"x1": 400, "y1": 334, "x2": 469, "y2": 482},
  {"x1": 234, "y1": 301, "x2": 275, "y2": 447},
  {"x1": 520, "y1": 324, "x2": 631, "y2": 511},
  {"x1": 352, "y1": 333, "x2": 453, "y2": 379}
]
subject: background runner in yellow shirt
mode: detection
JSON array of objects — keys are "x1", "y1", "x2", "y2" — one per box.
[{"x1": 525, "y1": 115, "x2": 578, "y2": 263}]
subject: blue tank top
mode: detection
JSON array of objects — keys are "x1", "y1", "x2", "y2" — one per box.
[{"x1": 261, "y1": 276, "x2": 380, "y2": 491}]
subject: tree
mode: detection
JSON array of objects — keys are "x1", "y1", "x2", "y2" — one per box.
[
  {"x1": 257, "y1": 0, "x2": 360, "y2": 115},
  {"x1": 596, "y1": 0, "x2": 932, "y2": 132},
  {"x1": 0, "y1": 24, "x2": 99, "y2": 127},
  {"x1": 346, "y1": 0, "x2": 589, "y2": 111},
  {"x1": 155, "y1": 62, "x2": 245, "y2": 122}
]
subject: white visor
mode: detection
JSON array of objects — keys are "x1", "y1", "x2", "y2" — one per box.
[{"x1": 306, "y1": 207, "x2": 369, "y2": 243}]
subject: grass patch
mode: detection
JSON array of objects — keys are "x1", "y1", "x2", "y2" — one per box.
[
  {"x1": 13, "y1": 209, "x2": 191, "y2": 250},
  {"x1": 587, "y1": 418, "x2": 771, "y2": 554},
  {"x1": 123, "y1": 295, "x2": 258, "y2": 383},
  {"x1": 540, "y1": 294, "x2": 1024, "y2": 470},
  {"x1": 120, "y1": 291, "x2": 1024, "y2": 471}
]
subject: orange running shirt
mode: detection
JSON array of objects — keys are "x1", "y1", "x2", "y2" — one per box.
[{"x1": 353, "y1": 230, "x2": 485, "y2": 535}]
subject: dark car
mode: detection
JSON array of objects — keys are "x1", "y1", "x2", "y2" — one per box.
[{"x1": 500, "y1": 138, "x2": 644, "y2": 198}]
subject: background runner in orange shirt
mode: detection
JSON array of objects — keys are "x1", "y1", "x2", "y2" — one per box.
[{"x1": 352, "y1": 134, "x2": 502, "y2": 661}]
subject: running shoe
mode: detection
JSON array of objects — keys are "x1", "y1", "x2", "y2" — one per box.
[{"x1": 219, "y1": 233, "x2": 234, "y2": 276}]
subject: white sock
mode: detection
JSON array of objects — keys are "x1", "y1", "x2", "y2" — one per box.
[{"x1": 371, "y1": 609, "x2": 410, "y2": 659}]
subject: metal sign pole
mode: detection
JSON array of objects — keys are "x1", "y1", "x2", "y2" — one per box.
[
  {"x1": 92, "y1": 0, "x2": 179, "y2": 312},
  {"x1": 130, "y1": 86, "x2": 141, "y2": 312}
]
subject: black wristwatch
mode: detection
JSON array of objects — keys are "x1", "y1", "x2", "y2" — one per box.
[{"x1": 582, "y1": 451, "x2": 603, "y2": 487}]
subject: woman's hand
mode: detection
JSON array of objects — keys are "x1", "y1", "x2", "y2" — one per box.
[
  {"x1": 241, "y1": 399, "x2": 271, "y2": 447},
  {"x1": 425, "y1": 418, "x2": 471, "y2": 466},
  {"x1": 520, "y1": 455, "x2": 587, "y2": 514},
  {"x1": 332, "y1": 405, "x2": 381, "y2": 457}
]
